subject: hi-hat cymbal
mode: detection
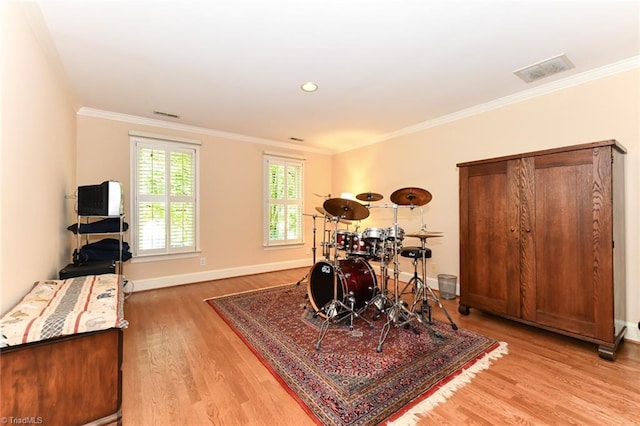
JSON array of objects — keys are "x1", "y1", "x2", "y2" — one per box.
[
  {"x1": 390, "y1": 187, "x2": 432, "y2": 206},
  {"x1": 356, "y1": 191, "x2": 383, "y2": 202},
  {"x1": 323, "y1": 198, "x2": 370, "y2": 221},
  {"x1": 315, "y1": 206, "x2": 352, "y2": 224},
  {"x1": 406, "y1": 230, "x2": 443, "y2": 239}
]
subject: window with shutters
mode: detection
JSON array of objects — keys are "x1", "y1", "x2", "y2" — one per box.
[
  {"x1": 264, "y1": 154, "x2": 304, "y2": 246},
  {"x1": 130, "y1": 134, "x2": 199, "y2": 258}
]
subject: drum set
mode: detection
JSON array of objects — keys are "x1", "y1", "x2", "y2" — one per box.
[{"x1": 303, "y1": 187, "x2": 458, "y2": 352}]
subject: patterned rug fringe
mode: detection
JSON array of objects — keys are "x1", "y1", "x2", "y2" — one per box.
[{"x1": 387, "y1": 341, "x2": 509, "y2": 425}]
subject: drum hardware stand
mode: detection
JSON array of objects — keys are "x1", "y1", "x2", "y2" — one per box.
[
  {"x1": 315, "y1": 212, "x2": 375, "y2": 351},
  {"x1": 297, "y1": 213, "x2": 320, "y2": 286},
  {"x1": 412, "y1": 229, "x2": 458, "y2": 331},
  {"x1": 322, "y1": 214, "x2": 332, "y2": 260},
  {"x1": 361, "y1": 204, "x2": 394, "y2": 320},
  {"x1": 376, "y1": 203, "x2": 430, "y2": 353},
  {"x1": 400, "y1": 254, "x2": 432, "y2": 323},
  {"x1": 365, "y1": 251, "x2": 392, "y2": 321}
]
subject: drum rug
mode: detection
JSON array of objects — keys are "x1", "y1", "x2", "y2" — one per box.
[{"x1": 206, "y1": 284, "x2": 507, "y2": 425}]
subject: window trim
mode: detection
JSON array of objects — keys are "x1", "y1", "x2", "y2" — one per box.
[
  {"x1": 263, "y1": 153, "x2": 305, "y2": 247},
  {"x1": 130, "y1": 133, "x2": 201, "y2": 258}
]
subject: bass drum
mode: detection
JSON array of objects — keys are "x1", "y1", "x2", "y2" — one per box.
[{"x1": 307, "y1": 258, "x2": 376, "y2": 318}]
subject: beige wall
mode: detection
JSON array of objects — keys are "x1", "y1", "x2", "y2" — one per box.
[
  {"x1": 76, "y1": 115, "x2": 332, "y2": 289},
  {"x1": 333, "y1": 69, "x2": 640, "y2": 341},
  {"x1": 1, "y1": 3, "x2": 78, "y2": 314}
]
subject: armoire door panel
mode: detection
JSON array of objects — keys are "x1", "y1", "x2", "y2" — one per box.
[
  {"x1": 528, "y1": 148, "x2": 612, "y2": 340},
  {"x1": 460, "y1": 161, "x2": 520, "y2": 316},
  {"x1": 592, "y1": 146, "x2": 615, "y2": 341}
]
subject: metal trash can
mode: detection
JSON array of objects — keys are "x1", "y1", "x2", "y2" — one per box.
[{"x1": 437, "y1": 274, "x2": 457, "y2": 299}]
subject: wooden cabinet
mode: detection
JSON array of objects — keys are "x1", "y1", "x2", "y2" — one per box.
[{"x1": 457, "y1": 140, "x2": 626, "y2": 360}]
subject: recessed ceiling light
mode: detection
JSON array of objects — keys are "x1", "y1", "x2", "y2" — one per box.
[{"x1": 300, "y1": 82, "x2": 318, "y2": 92}]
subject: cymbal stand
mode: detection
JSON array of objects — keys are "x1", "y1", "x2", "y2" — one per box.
[
  {"x1": 376, "y1": 204, "x2": 424, "y2": 353},
  {"x1": 315, "y1": 217, "x2": 375, "y2": 351},
  {"x1": 322, "y1": 215, "x2": 332, "y2": 260},
  {"x1": 296, "y1": 213, "x2": 320, "y2": 286}
]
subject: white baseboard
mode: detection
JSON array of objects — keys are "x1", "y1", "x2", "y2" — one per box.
[
  {"x1": 624, "y1": 322, "x2": 640, "y2": 343},
  {"x1": 130, "y1": 258, "x2": 312, "y2": 292}
]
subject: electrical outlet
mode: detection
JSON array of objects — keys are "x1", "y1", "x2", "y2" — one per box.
[{"x1": 199, "y1": 257, "x2": 206, "y2": 266}]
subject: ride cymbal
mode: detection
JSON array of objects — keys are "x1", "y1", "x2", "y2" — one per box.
[
  {"x1": 315, "y1": 205, "x2": 352, "y2": 224},
  {"x1": 323, "y1": 198, "x2": 370, "y2": 221},
  {"x1": 390, "y1": 187, "x2": 432, "y2": 206},
  {"x1": 356, "y1": 191, "x2": 383, "y2": 202}
]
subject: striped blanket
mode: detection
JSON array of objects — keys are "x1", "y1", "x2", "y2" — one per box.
[{"x1": 0, "y1": 274, "x2": 128, "y2": 347}]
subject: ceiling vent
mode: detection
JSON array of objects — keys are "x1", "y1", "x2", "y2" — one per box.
[{"x1": 514, "y1": 54, "x2": 574, "y2": 83}]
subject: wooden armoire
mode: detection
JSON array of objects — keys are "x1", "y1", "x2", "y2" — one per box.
[{"x1": 457, "y1": 140, "x2": 626, "y2": 360}]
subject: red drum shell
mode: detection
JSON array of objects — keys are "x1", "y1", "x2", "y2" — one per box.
[
  {"x1": 347, "y1": 233, "x2": 374, "y2": 257},
  {"x1": 335, "y1": 230, "x2": 354, "y2": 251},
  {"x1": 307, "y1": 258, "x2": 376, "y2": 317}
]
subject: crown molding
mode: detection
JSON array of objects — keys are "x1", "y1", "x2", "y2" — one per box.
[
  {"x1": 76, "y1": 108, "x2": 333, "y2": 155},
  {"x1": 78, "y1": 56, "x2": 638, "y2": 157},
  {"x1": 337, "y1": 55, "x2": 640, "y2": 153}
]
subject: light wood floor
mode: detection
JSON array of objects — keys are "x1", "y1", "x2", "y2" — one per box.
[{"x1": 121, "y1": 267, "x2": 640, "y2": 425}]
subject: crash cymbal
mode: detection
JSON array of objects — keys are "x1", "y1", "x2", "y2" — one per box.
[
  {"x1": 390, "y1": 187, "x2": 432, "y2": 206},
  {"x1": 315, "y1": 205, "x2": 352, "y2": 224},
  {"x1": 323, "y1": 198, "x2": 370, "y2": 221},
  {"x1": 406, "y1": 230, "x2": 443, "y2": 239},
  {"x1": 356, "y1": 191, "x2": 383, "y2": 202}
]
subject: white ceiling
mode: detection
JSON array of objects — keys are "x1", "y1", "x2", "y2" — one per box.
[{"x1": 33, "y1": 0, "x2": 640, "y2": 153}]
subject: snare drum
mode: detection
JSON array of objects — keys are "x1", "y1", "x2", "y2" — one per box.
[
  {"x1": 363, "y1": 227, "x2": 386, "y2": 242},
  {"x1": 385, "y1": 226, "x2": 405, "y2": 241}
]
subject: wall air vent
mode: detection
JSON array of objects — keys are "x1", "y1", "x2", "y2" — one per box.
[
  {"x1": 514, "y1": 54, "x2": 575, "y2": 83},
  {"x1": 153, "y1": 111, "x2": 180, "y2": 119}
]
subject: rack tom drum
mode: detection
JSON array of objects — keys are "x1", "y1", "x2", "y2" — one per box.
[
  {"x1": 347, "y1": 233, "x2": 374, "y2": 257},
  {"x1": 335, "y1": 230, "x2": 354, "y2": 251}
]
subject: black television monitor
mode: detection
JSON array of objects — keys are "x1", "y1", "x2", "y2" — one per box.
[{"x1": 77, "y1": 181, "x2": 123, "y2": 216}]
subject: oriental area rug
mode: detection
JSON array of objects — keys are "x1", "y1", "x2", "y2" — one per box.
[{"x1": 206, "y1": 283, "x2": 507, "y2": 425}]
